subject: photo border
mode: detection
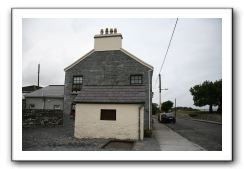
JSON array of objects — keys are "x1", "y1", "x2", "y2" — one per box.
[{"x1": 11, "y1": 8, "x2": 233, "y2": 161}]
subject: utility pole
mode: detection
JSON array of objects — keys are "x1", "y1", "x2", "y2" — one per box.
[
  {"x1": 174, "y1": 98, "x2": 177, "y2": 123},
  {"x1": 158, "y1": 73, "x2": 168, "y2": 113},
  {"x1": 38, "y1": 63, "x2": 40, "y2": 87},
  {"x1": 159, "y1": 74, "x2": 161, "y2": 113}
]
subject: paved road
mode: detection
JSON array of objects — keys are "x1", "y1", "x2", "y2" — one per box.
[{"x1": 164, "y1": 117, "x2": 222, "y2": 151}]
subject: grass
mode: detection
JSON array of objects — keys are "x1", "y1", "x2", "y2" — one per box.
[{"x1": 176, "y1": 110, "x2": 222, "y2": 123}]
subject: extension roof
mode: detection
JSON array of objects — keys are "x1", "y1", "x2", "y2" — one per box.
[{"x1": 74, "y1": 85, "x2": 146, "y2": 104}]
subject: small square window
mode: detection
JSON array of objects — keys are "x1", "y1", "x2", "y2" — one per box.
[
  {"x1": 54, "y1": 105, "x2": 61, "y2": 110},
  {"x1": 130, "y1": 75, "x2": 143, "y2": 85},
  {"x1": 100, "y1": 109, "x2": 116, "y2": 121},
  {"x1": 29, "y1": 104, "x2": 35, "y2": 109}
]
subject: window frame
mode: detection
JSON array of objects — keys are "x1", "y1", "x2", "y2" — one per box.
[
  {"x1": 29, "y1": 104, "x2": 35, "y2": 109},
  {"x1": 100, "y1": 109, "x2": 116, "y2": 121},
  {"x1": 53, "y1": 105, "x2": 61, "y2": 110},
  {"x1": 130, "y1": 74, "x2": 143, "y2": 85},
  {"x1": 72, "y1": 75, "x2": 83, "y2": 92}
]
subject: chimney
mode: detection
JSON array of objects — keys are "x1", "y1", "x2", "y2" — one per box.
[{"x1": 94, "y1": 28, "x2": 123, "y2": 51}]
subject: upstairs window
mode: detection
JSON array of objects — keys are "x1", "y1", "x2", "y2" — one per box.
[
  {"x1": 72, "y1": 76, "x2": 83, "y2": 92},
  {"x1": 130, "y1": 75, "x2": 143, "y2": 85}
]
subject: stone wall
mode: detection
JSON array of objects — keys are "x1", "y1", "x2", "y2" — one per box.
[{"x1": 22, "y1": 109, "x2": 63, "y2": 128}]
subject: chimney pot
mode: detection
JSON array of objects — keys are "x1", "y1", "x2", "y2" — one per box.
[
  {"x1": 110, "y1": 28, "x2": 113, "y2": 34},
  {"x1": 105, "y1": 28, "x2": 109, "y2": 34},
  {"x1": 100, "y1": 29, "x2": 104, "y2": 35}
]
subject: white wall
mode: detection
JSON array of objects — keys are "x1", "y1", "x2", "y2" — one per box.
[
  {"x1": 25, "y1": 97, "x2": 64, "y2": 110},
  {"x1": 74, "y1": 103, "x2": 144, "y2": 140}
]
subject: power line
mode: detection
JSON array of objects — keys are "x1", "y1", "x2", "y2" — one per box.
[{"x1": 154, "y1": 18, "x2": 178, "y2": 88}]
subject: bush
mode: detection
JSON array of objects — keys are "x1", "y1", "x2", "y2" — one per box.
[
  {"x1": 144, "y1": 129, "x2": 152, "y2": 138},
  {"x1": 189, "y1": 113, "x2": 198, "y2": 118}
]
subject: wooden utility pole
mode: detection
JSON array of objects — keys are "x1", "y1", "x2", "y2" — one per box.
[
  {"x1": 38, "y1": 64, "x2": 40, "y2": 87},
  {"x1": 159, "y1": 74, "x2": 161, "y2": 113},
  {"x1": 175, "y1": 98, "x2": 177, "y2": 118}
]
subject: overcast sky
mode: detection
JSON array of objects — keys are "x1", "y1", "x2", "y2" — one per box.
[{"x1": 22, "y1": 18, "x2": 222, "y2": 108}]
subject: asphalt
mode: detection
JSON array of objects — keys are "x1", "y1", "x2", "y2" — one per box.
[
  {"x1": 165, "y1": 117, "x2": 222, "y2": 151},
  {"x1": 153, "y1": 117, "x2": 205, "y2": 151}
]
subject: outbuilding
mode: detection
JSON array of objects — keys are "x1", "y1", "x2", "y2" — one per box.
[{"x1": 25, "y1": 85, "x2": 64, "y2": 110}]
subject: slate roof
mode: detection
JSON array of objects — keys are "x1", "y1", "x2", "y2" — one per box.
[
  {"x1": 25, "y1": 85, "x2": 64, "y2": 98},
  {"x1": 74, "y1": 85, "x2": 146, "y2": 103},
  {"x1": 22, "y1": 85, "x2": 42, "y2": 93},
  {"x1": 64, "y1": 48, "x2": 153, "y2": 71}
]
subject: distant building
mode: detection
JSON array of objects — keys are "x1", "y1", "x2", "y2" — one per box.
[
  {"x1": 22, "y1": 85, "x2": 42, "y2": 109},
  {"x1": 64, "y1": 28, "x2": 153, "y2": 140},
  {"x1": 25, "y1": 85, "x2": 64, "y2": 110}
]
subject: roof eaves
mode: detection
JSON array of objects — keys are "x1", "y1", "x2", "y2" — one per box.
[
  {"x1": 25, "y1": 95, "x2": 64, "y2": 98},
  {"x1": 64, "y1": 49, "x2": 95, "y2": 72},
  {"x1": 120, "y1": 48, "x2": 154, "y2": 70}
]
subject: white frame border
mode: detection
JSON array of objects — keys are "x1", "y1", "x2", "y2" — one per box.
[{"x1": 12, "y1": 8, "x2": 232, "y2": 161}]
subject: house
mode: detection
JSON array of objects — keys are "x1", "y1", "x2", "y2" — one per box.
[
  {"x1": 64, "y1": 28, "x2": 153, "y2": 140},
  {"x1": 25, "y1": 85, "x2": 64, "y2": 110},
  {"x1": 22, "y1": 85, "x2": 42, "y2": 109}
]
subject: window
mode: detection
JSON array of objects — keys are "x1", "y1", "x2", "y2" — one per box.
[
  {"x1": 100, "y1": 109, "x2": 116, "y2": 121},
  {"x1": 53, "y1": 105, "x2": 61, "y2": 110},
  {"x1": 72, "y1": 76, "x2": 83, "y2": 92},
  {"x1": 29, "y1": 104, "x2": 35, "y2": 109},
  {"x1": 130, "y1": 75, "x2": 143, "y2": 85}
]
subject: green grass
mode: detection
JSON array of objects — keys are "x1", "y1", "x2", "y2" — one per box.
[{"x1": 176, "y1": 110, "x2": 222, "y2": 123}]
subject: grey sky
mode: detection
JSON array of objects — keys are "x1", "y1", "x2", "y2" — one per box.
[{"x1": 22, "y1": 18, "x2": 222, "y2": 108}]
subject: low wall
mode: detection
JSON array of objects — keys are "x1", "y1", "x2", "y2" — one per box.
[{"x1": 22, "y1": 109, "x2": 63, "y2": 128}]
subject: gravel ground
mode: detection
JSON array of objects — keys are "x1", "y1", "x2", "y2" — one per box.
[
  {"x1": 23, "y1": 115, "x2": 160, "y2": 151},
  {"x1": 22, "y1": 116, "x2": 109, "y2": 151}
]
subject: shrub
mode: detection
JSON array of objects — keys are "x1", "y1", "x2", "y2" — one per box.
[{"x1": 144, "y1": 129, "x2": 152, "y2": 138}]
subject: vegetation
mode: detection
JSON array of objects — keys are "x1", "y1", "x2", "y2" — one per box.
[
  {"x1": 144, "y1": 129, "x2": 152, "y2": 138},
  {"x1": 161, "y1": 100, "x2": 174, "y2": 112},
  {"x1": 176, "y1": 106, "x2": 199, "y2": 111},
  {"x1": 152, "y1": 103, "x2": 160, "y2": 115},
  {"x1": 190, "y1": 79, "x2": 222, "y2": 113}
]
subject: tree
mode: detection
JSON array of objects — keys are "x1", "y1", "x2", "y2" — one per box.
[
  {"x1": 190, "y1": 79, "x2": 222, "y2": 113},
  {"x1": 161, "y1": 100, "x2": 174, "y2": 112},
  {"x1": 152, "y1": 103, "x2": 159, "y2": 115},
  {"x1": 214, "y1": 79, "x2": 222, "y2": 113}
]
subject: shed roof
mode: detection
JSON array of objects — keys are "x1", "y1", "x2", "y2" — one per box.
[
  {"x1": 22, "y1": 85, "x2": 42, "y2": 93},
  {"x1": 74, "y1": 85, "x2": 146, "y2": 103},
  {"x1": 25, "y1": 85, "x2": 64, "y2": 98}
]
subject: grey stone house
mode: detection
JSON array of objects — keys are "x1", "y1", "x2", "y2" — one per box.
[
  {"x1": 64, "y1": 28, "x2": 153, "y2": 140},
  {"x1": 25, "y1": 85, "x2": 64, "y2": 110}
]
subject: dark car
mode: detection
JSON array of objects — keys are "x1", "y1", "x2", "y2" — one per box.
[{"x1": 158, "y1": 112, "x2": 176, "y2": 123}]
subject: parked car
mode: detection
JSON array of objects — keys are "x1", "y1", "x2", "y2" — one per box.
[{"x1": 158, "y1": 112, "x2": 176, "y2": 123}]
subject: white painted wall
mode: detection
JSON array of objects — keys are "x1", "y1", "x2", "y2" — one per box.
[
  {"x1": 25, "y1": 97, "x2": 64, "y2": 110},
  {"x1": 74, "y1": 103, "x2": 144, "y2": 140},
  {"x1": 94, "y1": 34, "x2": 122, "y2": 51}
]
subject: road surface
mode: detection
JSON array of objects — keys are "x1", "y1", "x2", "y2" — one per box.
[{"x1": 164, "y1": 117, "x2": 222, "y2": 151}]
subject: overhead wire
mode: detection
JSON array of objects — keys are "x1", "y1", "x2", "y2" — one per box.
[{"x1": 153, "y1": 18, "x2": 179, "y2": 89}]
